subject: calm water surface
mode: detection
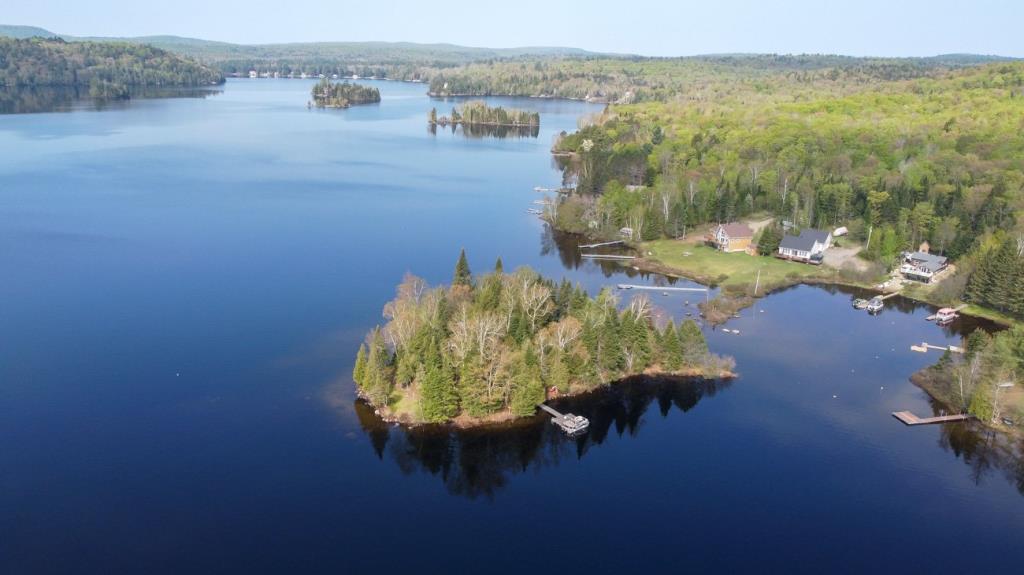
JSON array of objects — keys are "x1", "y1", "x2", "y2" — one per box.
[{"x1": 1, "y1": 80, "x2": 1022, "y2": 574}]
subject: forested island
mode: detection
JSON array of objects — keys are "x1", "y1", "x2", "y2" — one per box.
[
  {"x1": 429, "y1": 101, "x2": 539, "y2": 127},
  {"x1": 353, "y1": 251, "x2": 734, "y2": 425},
  {"x1": 0, "y1": 37, "x2": 224, "y2": 98},
  {"x1": 310, "y1": 78, "x2": 380, "y2": 108}
]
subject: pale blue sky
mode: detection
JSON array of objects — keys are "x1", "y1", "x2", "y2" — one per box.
[{"x1": 10, "y1": 0, "x2": 1023, "y2": 57}]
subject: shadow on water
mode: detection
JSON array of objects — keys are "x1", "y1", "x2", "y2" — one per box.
[
  {"x1": 0, "y1": 85, "x2": 223, "y2": 114},
  {"x1": 354, "y1": 376, "x2": 733, "y2": 499}
]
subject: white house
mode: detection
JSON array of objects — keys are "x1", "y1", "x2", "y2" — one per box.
[
  {"x1": 900, "y1": 251, "x2": 948, "y2": 283},
  {"x1": 778, "y1": 229, "x2": 833, "y2": 263}
]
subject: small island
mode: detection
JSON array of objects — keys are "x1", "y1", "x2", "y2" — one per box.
[
  {"x1": 429, "y1": 101, "x2": 540, "y2": 128},
  {"x1": 310, "y1": 78, "x2": 381, "y2": 108},
  {"x1": 353, "y1": 250, "x2": 734, "y2": 426}
]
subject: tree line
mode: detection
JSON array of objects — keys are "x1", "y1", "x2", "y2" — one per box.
[
  {"x1": 429, "y1": 101, "x2": 539, "y2": 127},
  {"x1": 310, "y1": 78, "x2": 380, "y2": 108},
  {"x1": 0, "y1": 37, "x2": 224, "y2": 94},
  {"x1": 352, "y1": 250, "x2": 732, "y2": 424}
]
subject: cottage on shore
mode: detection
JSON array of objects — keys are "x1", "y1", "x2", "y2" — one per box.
[
  {"x1": 778, "y1": 229, "x2": 832, "y2": 264},
  {"x1": 900, "y1": 251, "x2": 948, "y2": 283},
  {"x1": 707, "y1": 223, "x2": 754, "y2": 253}
]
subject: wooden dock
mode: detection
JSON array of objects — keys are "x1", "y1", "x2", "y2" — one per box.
[
  {"x1": 581, "y1": 253, "x2": 635, "y2": 260},
  {"x1": 616, "y1": 284, "x2": 708, "y2": 292},
  {"x1": 892, "y1": 411, "x2": 973, "y2": 426},
  {"x1": 539, "y1": 404, "x2": 590, "y2": 434},
  {"x1": 910, "y1": 343, "x2": 965, "y2": 354},
  {"x1": 579, "y1": 240, "x2": 625, "y2": 249}
]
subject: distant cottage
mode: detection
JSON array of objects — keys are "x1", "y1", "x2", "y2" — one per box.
[
  {"x1": 707, "y1": 223, "x2": 754, "y2": 253},
  {"x1": 778, "y1": 229, "x2": 832, "y2": 264}
]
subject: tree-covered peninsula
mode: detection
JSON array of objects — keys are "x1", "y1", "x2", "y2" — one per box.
[
  {"x1": 429, "y1": 101, "x2": 539, "y2": 128},
  {"x1": 353, "y1": 251, "x2": 733, "y2": 425},
  {"x1": 0, "y1": 37, "x2": 224, "y2": 97},
  {"x1": 310, "y1": 78, "x2": 380, "y2": 108}
]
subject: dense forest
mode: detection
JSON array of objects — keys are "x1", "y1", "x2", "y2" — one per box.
[
  {"x1": 310, "y1": 78, "x2": 380, "y2": 108},
  {"x1": 426, "y1": 55, "x2": 1014, "y2": 103},
  {"x1": 353, "y1": 251, "x2": 733, "y2": 424},
  {"x1": 430, "y1": 101, "x2": 539, "y2": 127},
  {"x1": 546, "y1": 62, "x2": 1024, "y2": 316},
  {"x1": 0, "y1": 37, "x2": 224, "y2": 96}
]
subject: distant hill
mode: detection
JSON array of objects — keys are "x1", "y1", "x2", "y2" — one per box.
[{"x1": 0, "y1": 25, "x2": 59, "y2": 39}]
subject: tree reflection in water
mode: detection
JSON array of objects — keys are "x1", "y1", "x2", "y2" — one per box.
[
  {"x1": 931, "y1": 395, "x2": 1024, "y2": 495},
  {"x1": 428, "y1": 122, "x2": 539, "y2": 139},
  {"x1": 354, "y1": 376, "x2": 732, "y2": 499}
]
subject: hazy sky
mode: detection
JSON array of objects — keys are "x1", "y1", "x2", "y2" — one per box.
[{"x1": 10, "y1": 0, "x2": 1024, "y2": 57}]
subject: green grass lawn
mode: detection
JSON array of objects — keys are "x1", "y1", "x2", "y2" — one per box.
[{"x1": 643, "y1": 241, "x2": 831, "y2": 289}]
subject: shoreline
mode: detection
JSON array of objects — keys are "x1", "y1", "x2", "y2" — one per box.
[{"x1": 362, "y1": 367, "x2": 737, "y2": 430}]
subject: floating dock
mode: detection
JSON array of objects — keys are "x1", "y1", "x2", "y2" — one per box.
[
  {"x1": 539, "y1": 404, "x2": 589, "y2": 435},
  {"x1": 892, "y1": 411, "x2": 973, "y2": 426}
]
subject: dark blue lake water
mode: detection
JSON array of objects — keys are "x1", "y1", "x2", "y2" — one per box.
[{"x1": 1, "y1": 79, "x2": 1022, "y2": 574}]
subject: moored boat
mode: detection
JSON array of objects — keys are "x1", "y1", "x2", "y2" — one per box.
[
  {"x1": 935, "y1": 307, "x2": 959, "y2": 325},
  {"x1": 865, "y1": 297, "x2": 884, "y2": 314}
]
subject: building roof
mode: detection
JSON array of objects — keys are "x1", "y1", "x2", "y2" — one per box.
[
  {"x1": 907, "y1": 251, "x2": 947, "y2": 272},
  {"x1": 780, "y1": 229, "x2": 830, "y2": 252},
  {"x1": 714, "y1": 223, "x2": 753, "y2": 238}
]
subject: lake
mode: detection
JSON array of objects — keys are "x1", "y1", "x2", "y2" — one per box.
[{"x1": 1, "y1": 79, "x2": 1022, "y2": 574}]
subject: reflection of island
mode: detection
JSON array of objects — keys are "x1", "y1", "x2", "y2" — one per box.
[
  {"x1": 354, "y1": 375, "x2": 733, "y2": 499},
  {"x1": 428, "y1": 122, "x2": 539, "y2": 139}
]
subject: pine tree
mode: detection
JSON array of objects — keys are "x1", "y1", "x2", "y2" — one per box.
[
  {"x1": 494, "y1": 256, "x2": 503, "y2": 273},
  {"x1": 353, "y1": 343, "x2": 368, "y2": 387},
  {"x1": 678, "y1": 320, "x2": 708, "y2": 366},
  {"x1": 453, "y1": 248, "x2": 472, "y2": 287},
  {"x1": 661, "y1": 320, "x2": 683, "y2": 371}
]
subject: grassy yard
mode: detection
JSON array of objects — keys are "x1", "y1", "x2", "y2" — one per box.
[{"x1": 642, "y1": 241, "x2": 832, "y2": 291}]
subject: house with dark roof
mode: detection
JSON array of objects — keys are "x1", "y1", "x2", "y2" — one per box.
[
  {"x1": 900, "y1": 251, "x2": 948, "y2": 283},
  {"x1": 778, "y1": 229, "x2": 832, "y2": 264},
  {"x1": 707, "y1": 223, "x2": 754, "y2": 253}
]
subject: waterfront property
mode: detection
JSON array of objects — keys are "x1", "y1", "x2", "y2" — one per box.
[
  {"x1": 900, "y1": 251, "x2": 949, "y2": 283},
  {"x1": 706, "y1": 223, "x2": 754, "y2": 253},
  {"x1": 777, "y1": 228, "x2": 832, "y2": 264}
]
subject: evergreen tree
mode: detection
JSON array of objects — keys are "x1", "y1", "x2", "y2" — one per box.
[
  {"x1": 678, "y1": 320, "x2": 708, "y2": 366},
  {"x1": 494, "y1": 256, "x2": 503, "y2": 273},
  {"x1": 661, "y1": 320, "x2": 683, "y2": 371},
  {"x1": 353, "y1": 343, "x2": 368, "y2": 386},
  {"x1": 453, "y1": 248, "x2": 473, "y2": 287}
]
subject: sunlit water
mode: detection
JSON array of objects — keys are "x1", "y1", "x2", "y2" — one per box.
[{"x1": 1, "y1": 80, "x2": 1021, "y2": 574}]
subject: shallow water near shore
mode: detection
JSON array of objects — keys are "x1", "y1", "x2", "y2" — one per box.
[{"x1": 1, "y1": 79, "x2": 1022, "y2": 573}]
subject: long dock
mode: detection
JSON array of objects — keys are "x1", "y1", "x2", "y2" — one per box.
[
  {"x1": 910, "y1": 342, "x2": 965, "y2": 353},
  {"x1": 892, "y1": 411, "x2": 973, "y2": 426},
  {"x1": 579, "y1": 240, "x2": 625, "y2": 249},
  {"x1": 539, "y1": 404, "x2": 590, "y2": 434},
  {"x1": 581, "y1": 253, "x2": 636, "y2": 260},
  {"x1": 616, "y1": 284, "x2": 708, "y2": 292}
]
